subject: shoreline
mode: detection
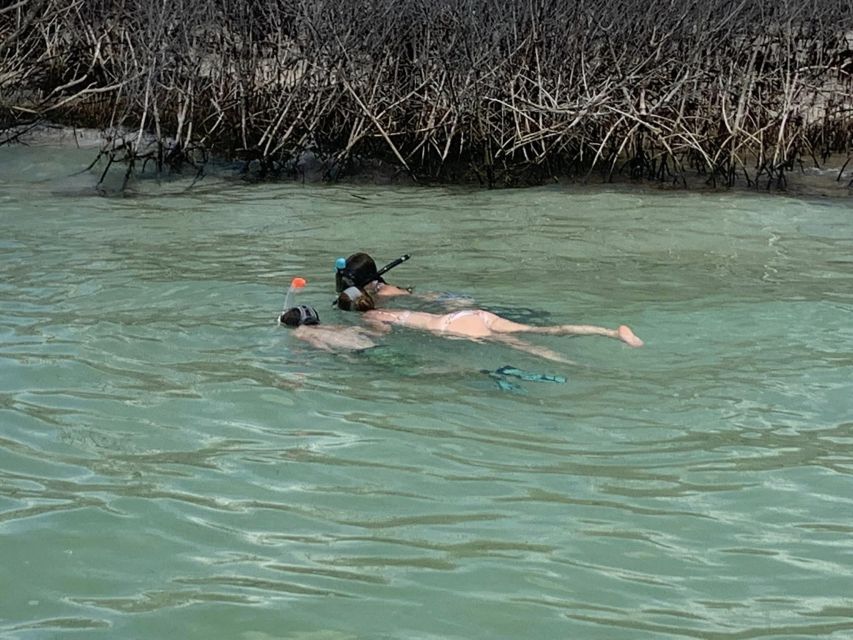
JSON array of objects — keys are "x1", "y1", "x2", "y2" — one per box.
[{"x1": 5, "y1": 123, "x2": 852, "y2": 198}]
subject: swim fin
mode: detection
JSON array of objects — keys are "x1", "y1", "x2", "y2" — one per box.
[
  {"x1": 480, "y1": 369, "x2": 525, "y2": 393},
  {"x1": 494, "y1": 365, "x2": 566, "y2": 384}
]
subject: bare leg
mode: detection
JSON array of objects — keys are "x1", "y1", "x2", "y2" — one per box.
[
  {"x1": 489, "y1": 334, "x2": 576, "y2": 364},
  {"x1": 513, "y1": 323, "x2": 643, "y2": 347},
  {"x1": 617, "y1": 325, "x2": 644, "y2": 347}
]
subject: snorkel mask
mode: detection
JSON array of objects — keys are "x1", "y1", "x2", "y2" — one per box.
[
  {"x1": 336, "y1": 286, "x2": 367, "y2": 311},
  {"x1": 279, "y1": 304, "x2": 320, "y2": 326},
  {"x1": 334, "y1": 254, "x2": 411, "y2": 292}
]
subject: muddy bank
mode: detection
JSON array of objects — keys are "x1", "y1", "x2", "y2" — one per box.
[{"x1": 7, "y1": 122, "x2": 850, "y2": 198}]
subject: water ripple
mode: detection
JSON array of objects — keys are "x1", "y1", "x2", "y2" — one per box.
[{"x1": 3, "y1": 152, "x2": 853, "y2": 638}]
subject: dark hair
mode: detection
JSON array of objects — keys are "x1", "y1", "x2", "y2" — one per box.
[
  {"x1": 280, "y1": 305, "x2": 320, "y2": 326},
  {"x1": 336, "y1": 287, "x2": 375, "y2": 312},
  {"x1": 345, "y1": 253, "x2": 383, "y2": 288}
]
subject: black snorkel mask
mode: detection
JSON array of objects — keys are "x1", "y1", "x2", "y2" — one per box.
[
  {"x1": 278, "y1": 305, "x2": 320, "y2": 326},
  {"x1": 334, "y1": 254, "x2": 411, "y2": 293}
]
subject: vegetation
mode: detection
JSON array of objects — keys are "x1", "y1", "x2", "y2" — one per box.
[{"x1": 2, "y1": 0, "x2": 852, "y2": 188}]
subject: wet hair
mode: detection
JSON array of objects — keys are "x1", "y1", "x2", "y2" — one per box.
[
  {"x1": 279, "y1": 305, "x2": 320, "y2": 326},
  {"x1": 344, "y1": 253, "x2": 384, "y2": 288},
  {"x1": 336, "y1": 286, "x2": 375, "y2": 312}
]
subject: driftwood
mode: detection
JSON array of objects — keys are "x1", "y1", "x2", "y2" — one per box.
[{"x1": 1, "y1": 0, "x2": 852, "y2": 188}]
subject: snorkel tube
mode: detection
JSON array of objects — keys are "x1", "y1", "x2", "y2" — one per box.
[
  {"x1": 280, "y1": 277, "x2": 306, "y2": 321},
  {"x1": 375, "y1": 254, "x2": 411, "y2": 279},
  {"x1": 334, "y1": 257, "x2": 348, "y2": 293}
]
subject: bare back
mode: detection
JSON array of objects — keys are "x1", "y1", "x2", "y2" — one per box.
[
  {"x1": 293, "y1": 325, "x2": 377, "y2": 351},
  {"x1": 365, "y1": 309, "x2": 529, "y2": 338}
]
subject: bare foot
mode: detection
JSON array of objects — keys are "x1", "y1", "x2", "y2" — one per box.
[{"x1": 617, "y1": 325, "x2": 644, "y2": 347}]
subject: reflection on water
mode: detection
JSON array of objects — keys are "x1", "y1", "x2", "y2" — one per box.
[{"x1": 1, "y1": 145, "x2": 852, "y2": 639}]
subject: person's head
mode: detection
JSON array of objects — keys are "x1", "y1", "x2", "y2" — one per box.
[
  {"x1": 279, "y1": 305, "x2": 320, "y2": 326},
  {"x1": 336, "y1": 286, "x2": 375, "y2": 312},
  {"x1": 336, "y1": 252, "x2": 384, "y2": 292}
]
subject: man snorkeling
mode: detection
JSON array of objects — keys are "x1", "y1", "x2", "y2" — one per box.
[{"x1": 335, "y1": 286, "x2": 643, "y2": 363}]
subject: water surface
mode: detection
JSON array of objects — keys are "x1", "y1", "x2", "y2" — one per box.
[{"x1": 1, "y1": 145, "x2": 852, "y2": 639}]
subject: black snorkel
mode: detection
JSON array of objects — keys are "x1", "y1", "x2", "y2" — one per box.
[{"x1": 374, "y1": 254, "x2": 411, "y2": 279}]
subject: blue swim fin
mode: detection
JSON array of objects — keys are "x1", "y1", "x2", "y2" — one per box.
[
  {"x1": 494, "y1": 365, "x2": 566, "y2": 384},
  {"x1": 481, "y1": 369, "x2": 525, "y2": 393}
]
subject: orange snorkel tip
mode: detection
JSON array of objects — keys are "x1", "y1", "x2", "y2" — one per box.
[{"x1": 281, "y1": 277, "x2": 308, "y2": 320}]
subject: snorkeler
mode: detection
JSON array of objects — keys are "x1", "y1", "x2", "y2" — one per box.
[
  {"x1": 335, "y1": 252, "x2": 413, "y2": 298},
  {"x1": 336, "y1": 287, "x2": 643, "y2": 362},
  {"x1": 334, "y1": 252, "x2": 475, "y2": 310},
  {"x1": 278, "y1": 304, "x2": 384, "y2": 351}
]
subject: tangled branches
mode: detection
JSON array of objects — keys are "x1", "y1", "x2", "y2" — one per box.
[{"x1": 2, "y1": 0, "x2": 852, "y2": 188}]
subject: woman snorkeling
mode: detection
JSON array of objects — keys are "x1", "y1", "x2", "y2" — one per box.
[
  {"x1": 336, "y1": 252, "x2": 413, "y2": 298},
  {"x1": 335, "y1": 251, "x2": 476, "y2": 311},
  {"x1": 336, "y1": 286, "x2": 643, "y2": 362}
]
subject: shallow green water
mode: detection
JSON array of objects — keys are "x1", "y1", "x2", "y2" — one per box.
[{"x1": 1, "y1": 145, "x2": 852, "y2": 640}]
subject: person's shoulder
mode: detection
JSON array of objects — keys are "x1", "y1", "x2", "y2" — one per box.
[{"x1": 375, "y1": 283, "x2": 411, "y2": 297}]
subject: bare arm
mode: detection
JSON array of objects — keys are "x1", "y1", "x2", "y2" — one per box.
[
  {"x1": 362, "y1": 317, "x2": 393, "y2": 333},
  {"x1": 294, "y1": 326, "x2": 378, "y2": 351}
]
